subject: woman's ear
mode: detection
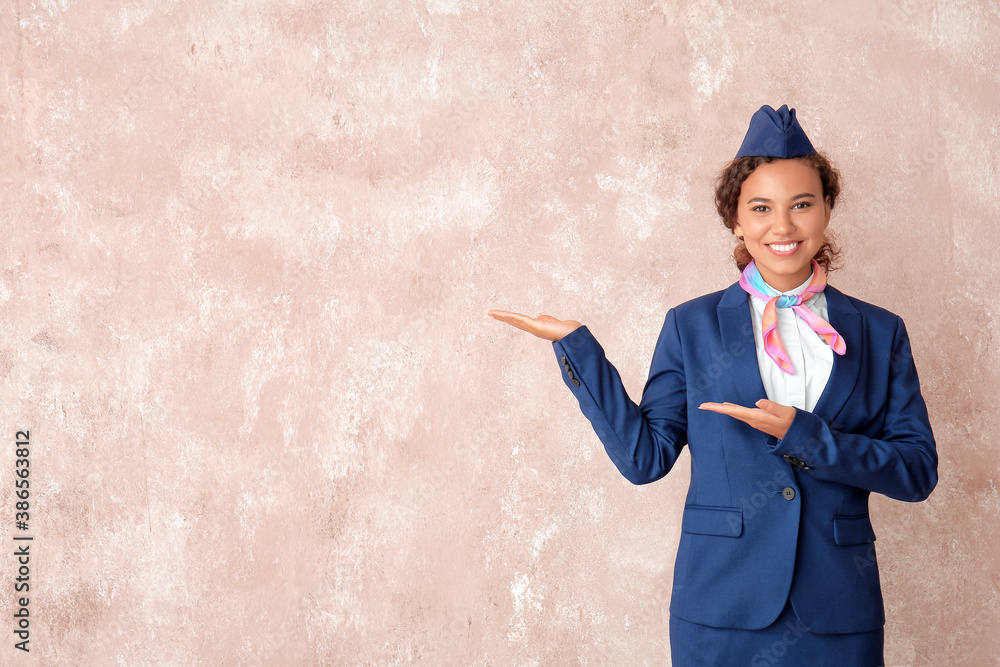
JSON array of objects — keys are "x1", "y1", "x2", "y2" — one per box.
[
  {"x1": 823, "y1": 196, "x2": 832, "y2": 226},
  {"x1": 733, "y1": 221, "x2": 744, "y2": 238}
]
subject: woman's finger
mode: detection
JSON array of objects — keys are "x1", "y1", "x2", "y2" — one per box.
[
  {"x1": 487, "y1": 310, "x2": 535, "y2": 329},
  {"x1": 755, "y1": 399, "x2": 795, "y2": 420},
  {"x1": 487, "y1": 309, "x2": 528, "y2": 321},
  {"x1": 487, "y1": 310, "x2": 554, "y2": 339},
  {"x1": 698, "y1": 401, "x2": 758, "y2": 421}
]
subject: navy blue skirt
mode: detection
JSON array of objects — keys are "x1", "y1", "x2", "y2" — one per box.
[{"x1": 668, "y1": 599, "x2": 884, "y2": 666}]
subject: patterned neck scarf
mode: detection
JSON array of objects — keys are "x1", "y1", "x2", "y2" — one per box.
[{"x1": 739, "y1": 259, "x2": 846, "y2": 374}]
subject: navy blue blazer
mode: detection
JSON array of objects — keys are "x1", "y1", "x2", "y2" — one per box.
[{"x1": 552, "y1": 281, "x2": 937, "y2": 634}]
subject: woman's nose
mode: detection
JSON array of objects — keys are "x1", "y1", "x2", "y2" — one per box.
[{"x1": 771, "y1": 208, "x2": 794, "y2": 233}]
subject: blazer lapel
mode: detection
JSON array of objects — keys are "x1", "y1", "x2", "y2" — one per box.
[
  {"x1": 717, "y1": 282, "x2": 768, "y2": 408},
  {"x1": 810, "y1": 284, "x2": 862, "y2": 425}
]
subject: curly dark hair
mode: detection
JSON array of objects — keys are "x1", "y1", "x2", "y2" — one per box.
[{"x1": 714, "y1": 153, "x2": 843, "y2": 272}]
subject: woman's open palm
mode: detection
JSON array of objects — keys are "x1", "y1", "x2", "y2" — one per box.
[{"x1": 487, "y1": 310, "x2": 582, "y2": 342}]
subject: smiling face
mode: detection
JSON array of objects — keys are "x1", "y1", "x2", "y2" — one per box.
[{"x1": 732, "y1": 158, "x2": 831, "y2": 292}]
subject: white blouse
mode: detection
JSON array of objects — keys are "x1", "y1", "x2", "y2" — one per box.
[{"x1": 747, "y1": 272, "x2": 834, "y2": 412}]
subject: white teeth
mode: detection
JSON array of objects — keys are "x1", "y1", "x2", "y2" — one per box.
[{"x1": 769, "y1": 242, "x2": 799, "y2": 252}]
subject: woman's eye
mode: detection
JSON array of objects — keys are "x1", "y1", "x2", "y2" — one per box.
[
  {"x1": 752, "y1": 205, "x2": 769, "y2": 212},
  {"x1": 793, "y1": 202, "x2": 812, "y2": 209}
]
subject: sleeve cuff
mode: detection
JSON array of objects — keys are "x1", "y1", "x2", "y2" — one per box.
[
  {"x1": 552, "y1": 325, "x2": 595, "y2": 389},
  {"x1": 768, "y1": 407, "x2": 817, "y2": 470},
  {"x1": 552, "y1": 325, "x2": 592, "y2": 351}
]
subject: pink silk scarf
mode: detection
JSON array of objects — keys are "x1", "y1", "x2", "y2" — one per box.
[{"x1": 739, "y1": 259, "x2": 846, "y2": 374}]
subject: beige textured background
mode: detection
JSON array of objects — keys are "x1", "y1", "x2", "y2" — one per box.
[{"x1": 1, "y1": 0, "x2": 998, "y2": 664}]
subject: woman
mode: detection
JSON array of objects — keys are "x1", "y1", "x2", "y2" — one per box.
[{"x1": 488, "y1": 105, "x2": 937, "y2": 666}]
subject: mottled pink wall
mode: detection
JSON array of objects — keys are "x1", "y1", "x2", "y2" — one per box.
[{"x1": 0, "y1": 0, "x2": 997, "y2": 664}]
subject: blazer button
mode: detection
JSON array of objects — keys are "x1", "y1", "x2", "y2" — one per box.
[
  {"x1": 782, "y1": 487, "x2": 796, "y2": 501},
  {"x1": 572, "y1": 378, "x2": 580, "y2": 386}
]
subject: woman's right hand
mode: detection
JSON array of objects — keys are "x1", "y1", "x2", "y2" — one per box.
[{"x1": 487, "y1": 310, "x2": 583, "y2": 342}]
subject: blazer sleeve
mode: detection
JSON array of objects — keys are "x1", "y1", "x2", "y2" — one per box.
[
  {"x1": 552, "y1": 309, "x2": 688, "y2": 485},
  {"x1": 769, "y1": 315, "x2": 938, "y2": 502}
]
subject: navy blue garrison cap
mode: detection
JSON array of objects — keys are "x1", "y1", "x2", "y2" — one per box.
[{"x1": 735, "y1": 105, "x2": 817, "y2": 158}]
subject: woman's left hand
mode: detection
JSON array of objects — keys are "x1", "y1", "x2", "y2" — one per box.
[{"x1": 698, "y1": 399, "x2": 796, "y2": 440}]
